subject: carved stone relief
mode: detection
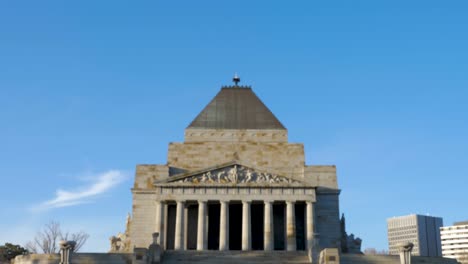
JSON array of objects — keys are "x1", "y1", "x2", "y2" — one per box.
[{"x1": 171, "y1": 165, "x2": 301, "y2": 185}]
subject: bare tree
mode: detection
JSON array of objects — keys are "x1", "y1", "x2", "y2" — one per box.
[
  {"x1": 25, "y1": 221, "x2": 89, "y2": 253},
  {"x1": 457, "y1": 252, "x2": 468, "y2": 264},
  {"x1": 364, "y1": 248, "x2": 377, "y2": 255},
  {"x1": 364, "y1": 248, "x2": 389, "y2": 255},
  {"x1": 377, "y1": 249, "x2": 389, "y2": 255}
]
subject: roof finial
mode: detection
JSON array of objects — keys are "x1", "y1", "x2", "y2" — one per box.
[{"x1": 233, "y1": 73, "x2": 240, "y2": 86}]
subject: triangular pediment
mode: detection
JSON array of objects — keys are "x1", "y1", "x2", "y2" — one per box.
[{"x1": 156, "y1": 162, "x2": 303, "y2": 186}]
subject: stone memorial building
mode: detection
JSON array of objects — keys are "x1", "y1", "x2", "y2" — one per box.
[{"x1": 129, "y1": 80, "x2": 341, "y2": 252}]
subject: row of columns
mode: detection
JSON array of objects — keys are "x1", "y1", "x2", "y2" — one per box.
[{"x1": 155, "y1": 200, "x2": 315, "y2": 251}]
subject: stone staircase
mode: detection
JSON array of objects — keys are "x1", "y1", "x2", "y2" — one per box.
[
  {"x1": 13, "y1": 252, "x2": 460, "y2": 264},
  {"x1": 161, "y1": 250, "x2": 310, "y2": 264},
  {"x1": 341, "y1": 254, "x2": 459, "y2": 264},
  {"x1": 71, "y1": 253, "x2": 133, "y2": 264}
]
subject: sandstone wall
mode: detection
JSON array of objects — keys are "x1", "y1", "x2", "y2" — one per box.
[
  {"x1": 167, "y1": 141, "x2": 305, "y2": 178},
  {"x1": 304, "y1": 166, "x2": 338, "y2": 189},
  {"x1": 315, "y1": 188, "x2": 342, "y2": 250},
  {"x1": 184, "y1": 129, "x2": 288, "y2": 143},
  {"x1": 130, "y1": 192, "x2": 157, "y2": 248},
  {"x1": 133, "y1": 165, "x2": 169, "y2": 189}
]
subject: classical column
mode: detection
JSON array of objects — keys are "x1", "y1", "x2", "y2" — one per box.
[
  {"x1": 197, "y1": 200, "x2": 207, "y2": 250},
  {"x1": 174, "y1": 201, "x2": 185, "y2": 250},
  {"x1": 286, "y1": 201, "x2": 296, "y2": 251},
  {"x1": 219, "y1": 200, "x2": 229, "y2": 250},
  {"x1": 306, "y1": 201, "x2": 315, "y2": 250},
  {"x1": 155, "y1": 200, "x2": 165, "y2": 247},
  {"x1": 184, "y1": 206, "x2": 188, "y2": 250},
  {"x1": 242, "y1": 200, "x2": 251, "y2": 251},
  {"x1": 264, "y1": 201, "x2": 274, "y2": 251}
]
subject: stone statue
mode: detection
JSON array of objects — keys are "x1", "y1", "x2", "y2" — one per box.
[
  {"x1": 59, "y1": 240, "x2": 76, "y2": 264},
  {"x1": 398, "y1": 242, "x2": 414, "y2": 264},
  {"x1": 216, "y1": 171, "x2": 225, "y2": 183},
  {"x1": 126, "y1": 213, "x2": 131, "y2": 230},
  {"x1": 200, "y1": 173, "x2": 208, "y2": 183},
  {"x1": 346, "y1": 234, "x2": 362, "y2": 254},
  {"x1": 340, "y1": 213, "x2": 362, "y2": 254},
  {"x1": 109, "y1": 236, "x2": 119, "y2": 252},
  {"x1": 109, "y1": 213, "x2": 132, "y2": 253},
  {"x1": 228, "y1": 165, "x2": 238, "y2": 182},
  {"x1": 244, "y1": 169, "x2": 253, "y2": 183},
  {"x1": 117, "y1": 232, "x2": 131, "y2": 252},
  {"x1": 147, "y1": 232, "x2": 162, "y2": 264}
]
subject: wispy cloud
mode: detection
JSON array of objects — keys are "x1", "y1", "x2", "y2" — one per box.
[{"x1": 34, "y1": 170, "x2": 128, "y2": 211}]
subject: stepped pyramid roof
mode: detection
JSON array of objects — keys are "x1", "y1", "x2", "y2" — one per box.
[{"x1": 188, "y1": 86, "x2": 285, "y2": 130}]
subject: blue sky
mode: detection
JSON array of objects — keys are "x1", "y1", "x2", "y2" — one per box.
[{"x1": 1, "y1": 1, "x2": 467, "y2": 252}]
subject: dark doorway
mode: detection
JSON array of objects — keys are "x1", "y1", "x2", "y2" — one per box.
[
  {"x1": 207, "y1": 203, "x2": 220, "y2": 250},
  {"x1": 295, "y1": 203, "x2": 306, "y2": 250},
  {"x1": 251, "y1": 203, "x2": 264, "y2": 250},
  {"x1": 186, "y1": 204, "x2": 198, "y2": 250},
  {"x1": 166, "y1": 204, "x2": 176, "y2": 250},
  {"x1": 229, "y1": 203, "x2": 242, "y2": 250},
  {"x1": 273, "y1": 203, "x2": 286, "y2": 250}
]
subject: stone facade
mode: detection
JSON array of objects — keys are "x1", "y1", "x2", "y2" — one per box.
[{"x1": 129, "y1": 85, "x2": 342, "y2": 252}]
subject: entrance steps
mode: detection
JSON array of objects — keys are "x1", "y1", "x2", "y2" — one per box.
[
  {"x1": 162, "y1": 252, "x2": 460, "y2": 264},
  {"x1": 341, "y1": 254, "x2": 459, "y2": 264},
  {"x1": 162, "y1": 250, "x2": 310, "y2": 264},
  {"x1": 71, "y1": 253, "x2": 133, "y2": 264}
]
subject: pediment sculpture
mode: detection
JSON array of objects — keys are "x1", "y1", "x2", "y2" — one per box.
[{"x1": 169, "y1": 165, "x2": 301, "y2": 185}]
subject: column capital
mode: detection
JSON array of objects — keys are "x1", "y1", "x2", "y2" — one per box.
[
  {"x1": 154, "y1": 200, "x2": 166, "y2": 205},
  {"x1": 198, "y1": 200, "x2": 208, "y2": 204},
  {"x1": 242, "y1": 200, "x2": 252, "y2": 205},
  {"x1": 305, "y1": 200, "x2": 314, "y2": 205},
  {"x1": 285, "y1": 200, "x2": 296, "y2": 205},
  {"x1": 264, "y1": 200, "x2": 274, "y2": 204}
]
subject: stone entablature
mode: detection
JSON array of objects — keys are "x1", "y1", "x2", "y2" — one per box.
[
  {"x1": 185, "y1": 129, "x2": 288, "y2": 143},
  {"x1": 147, "y1": 164, "x2": 316, "y2": 201},
  {"x1": 138, "y1": 186, "x2": 316, "y2": 202}
]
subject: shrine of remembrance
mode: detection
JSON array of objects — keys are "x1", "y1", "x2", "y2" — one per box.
[{"x1": 129, "y1": 81, "x2": 341, "y2": 253}]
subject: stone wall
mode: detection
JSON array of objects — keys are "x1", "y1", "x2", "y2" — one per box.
[
  {"x1": 13, "y1": 254, "x2": 59, "y2": 264},
  {"x1": 304, "y1": 166, "x2": 338, "y2": 189},
  {"x1": 315, "y1": 188, "x2": 342, "y2": 250},
  {"x1": 134, "y1": 165, "x2": 169, "y2": 189},
  {"x1": 184, "y1": 129, "x2": 288, "y2": 143},
  {"x1": 167, "y1": 141, "x2": 305, "y2": 177},
  {"x1": 131, "y1": 192, "x2": 157, "y2": 248},
  {"x1": 13, "y1": 253, "x2": 132, "y2": 264}
]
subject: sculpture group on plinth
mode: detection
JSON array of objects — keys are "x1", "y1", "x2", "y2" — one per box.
[
  {"x1": 398, "y1": 242, "x2": 414, "y2": 264},
  {"x1": 59, "y1": 240, "x2": 76, "y2": 264},
  {"x1": 110, "y1": 213, "x2": 132, "y2": 253}
]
